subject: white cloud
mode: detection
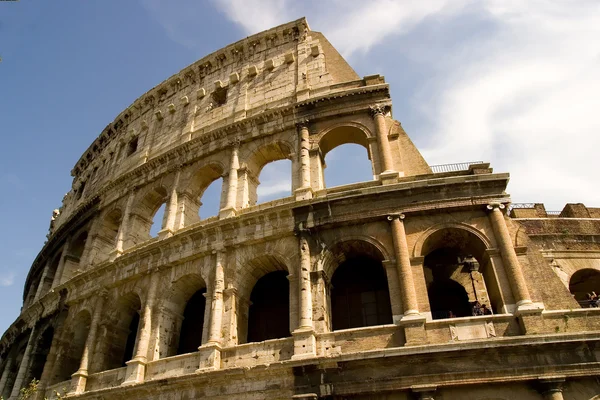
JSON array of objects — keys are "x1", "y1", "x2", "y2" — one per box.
[
  {"x1": 0, "y1": 272, "x2": 15, "y2": 287},
  {"x1": 257, "y1": 180, "x2": 292, "y2": 197},
  {"x1": 210, "y1": 0, "x2": 293, "y2": 34}
]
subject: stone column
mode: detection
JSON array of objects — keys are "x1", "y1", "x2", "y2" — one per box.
[
  {"x1": 198, "y1": 252, "x2": 225, "y2": 371},
  {"x1": 388, "y1": 215, "x2": 419, "y2": 316},
  {"x1": 113, "y1": 190, "x2": 135, "y2": 258},
  {"x1": 51, "y1": 239, "x2": 71, "y2": 288},
  {"x1": 70, "y1": 291, "x2": 107, "y2": 394},
  {"x1": 160, "y1": 169, "x2": 181, "y2": 238},
  {"x1": 487, "y1": 204, "x2": 532, "y2": 308},
  {"x1": 33, "y1": 262, "x2": 51, "y2": 301},
  {"x1": 370, "y1": 104, "x2": 397, "y2": 183},
  {"x1": 295, "y1": 120, "x2": 313, "y2": 200},
  {"x1": 292, "y1": 232, "x2": 316, "y2": 359},
  {"x1": 0, "y1": 356, "x2": 14, "y2": 397},
  {"x1": 220, "y1": 142, "x2": 240, "y2": 218},
  {"x1": 412, "y1": 385, "x2": 437, "y2": 400},
  {"x1": 539, "y1": 378, "x2": 565, "y2": 400},
  {"x1": 122, "y1": 272, "x2": 160, "y2": 385},
  {"x1": 9, "y1": 326, "x2": 39, "y2": 399}
]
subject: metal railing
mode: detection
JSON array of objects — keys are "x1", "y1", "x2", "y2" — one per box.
[{"x1": 430, "y1": 161, "x2": 484, "y2": 173}]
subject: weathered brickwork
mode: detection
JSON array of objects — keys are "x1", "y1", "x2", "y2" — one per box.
[{"x1": 2, "y1": 18, "x2": 600, "y2": 400}]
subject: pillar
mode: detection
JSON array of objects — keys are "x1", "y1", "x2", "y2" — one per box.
[
  {"x1": 292, "y1": 232, "x2": 316, "y2": 359},
  {"x1": 9, "y1": 326, "x2": 39, "y2": 399},
  {"x1": 160, "y1": 169, "x2": 181, "y2": 238},
  {"x1": 295, "y1": 120, "x2": 313, "y2": 200},
  {"x1": 388, "y1": 215, "x2": 419, "y2": 316},
  {"x1": 69, "y1": 291, "x2": 107, "y2": 394},
  {"x1": 487, "y1": 204, "x2": 533, "y2": 308},
  {"x1": 370, "y1": 104, "x2": 396, "y2": 180},
  {"x1": 113, "y1": 190, "x2": 135, "y2": 258},
  {"x1": 51, "y1": 239, "x2": 71, "y2": 288},
  {"x1": 539, "y1": 378, "x2": 565, "y2": 400},
  {"x1": 122, "y1": 272, "x2": 160, "y2": 385},
  {"x1": 220, "y1": 142, "x2": 239, "y2": 218},
  {"x1": 0, "y1": 356, "x2": 14, "y2": 397},
  {"x1": 198, "y1": 251, "x2": 225, "y2": 371},
  {"x1": 33, "y1": 262, "x2": 51, "y2": 302}
]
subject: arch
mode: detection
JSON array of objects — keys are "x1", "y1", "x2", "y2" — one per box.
[
  {"x1": 69, "y1": 230, "x2": 88, "y2": 260},
  {"x1": 185, "y1": 162, "x2": 225, "y2": 223},
  {"x1": 160, "y1": 273, "x2": 207, "y2": 357},
  {"x1": 128, "y1": 186, "x2": 168, "y2": 246},
  {"x1": 55, "y1": 310, "x2": 91, "y2": 383},
  {"x1": 322, "y1": 237, "x2": 389, "y2": 281},
  {"x1": 237, "y1": 254, "x2": 291, "y2": 344},
  {"x1": 241, "y1": 141, "x2": 294, "y2": 208},
  {"x1": 247, "y1": 271, "x2": 290, "y2": 343},
  {"x1": 318, "y1": 123, "x2": 373, "y2": 159},
  {"x1": 420, "y1": 226, "x2": 497, "y2": 318},
  {"x1": 0, "y1": 332, "x2": 29, "y2": 399},
  {"x1": 413, "y1": 223, "x2": 493, "y2": 259},
  {"x1": 92, "y1": 208, "x2": 122, "y2": 263},
  {"x1": 329, "y1": 242, "x2": 392, "y2": 330},
  {"x1": 97, "y1": 292, "x2": 141, "y2": 372},
  {"x1": 24, "y1": 325, "x2": 54, "y2": 388},
  {"x1": 569, "y1": 268, "x2": 600, "y2": 307}
]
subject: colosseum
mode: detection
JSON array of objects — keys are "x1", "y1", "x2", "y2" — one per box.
[{"x1": 1, "y1": 17, "x2": 600, "y2": 400}]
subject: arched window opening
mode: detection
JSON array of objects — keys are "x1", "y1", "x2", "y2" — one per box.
[
  {"x1": 150, "y1": 203, "x2": 166, "y2": 237},
  {"x1": 569, "y1": 269, "x2": 600, "y2": 308},
  {"x1": 257, "y1": 159, "x2": 292, "y2": 204},
  {"x1": 61, "y1": 231, "x2": 88, "y2": 283},
  {"x1": 161, "y1": 274, "x2": 207, "y2": 358},
  {"x1": 318, "y1": 126, "x2": 375, "y2": 189},
  {"x1": 331, "y1": 255, "x2": 392, "y2": 330},
  {"x1": 247, "y1": 271, "x2": 290, "y2": 343},
  {"x1": 324, "y1": 144, "x2": 373, "y2": 188},
  {"x1": 122, "y1": 312, "x2": 140, "y2": 366},
  {"x1": 1, "y1": 335, "x2": 28, "y2": 399},
  {"x1": 198, "y1": 178, "x2": 223, "y2": 220},
  {"x1": 177, "y1": 289, "x2": 207, "y2": 355},
  {"x1": 93, "y1": 209, "x2": 122, "y2": 264},
  {"x1": 99, "y1": 293, "x2": 141, "y2": 372},
  {"x1": 69, "y1": 231, "x2": 88, "y2": 261},
  {"x1": 55, "y1": 311, "x2": 90, "y2": 384},
  {"x1": 26, "y1": 326, "x2": 54, "y2": 385},
  {"x1": 422, "y1": 228, "x2": 495, "y2": 320}
]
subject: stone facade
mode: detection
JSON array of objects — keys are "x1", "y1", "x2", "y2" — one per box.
[{"x1": 1, "y1": 18, "x2": 600, "y2": 400}]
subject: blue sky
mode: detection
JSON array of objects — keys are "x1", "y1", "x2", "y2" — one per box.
[{"x1": 1, "y1": 0, "x2": 599, "y2": 335}]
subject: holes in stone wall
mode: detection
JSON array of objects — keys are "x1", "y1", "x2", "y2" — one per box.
[
  {"x1": 569, "y1": 269, "x2": 600, "y2": 308},
  {"x1": 247, "y1": 271, "x2": 290, "y2": 343},
  {"x1": 256, "y1": 159, "x2": 292, "y2": 204},
  {"x1": 177, "y1": 289, "x2": 207, "y2": 355},
  {"x1": 324, "y1": 144, "x2": 373, "y2": 188},
  {"x1": 198, "y1": 178, "x2": 223, "y2": 219},
  {"x1": 126, "y1": 137, "x2": 138, "y2": 157},
  {"x1": 150, "y1": 203, "x2": 166, "y2": 237}
]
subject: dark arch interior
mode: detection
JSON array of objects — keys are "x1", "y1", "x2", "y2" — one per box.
[
  {"x1": 55, "y1": 313, "x2": 91, "y2": 383},
  {"x1": 1, "y1": 337, "x2": 27, "y2": 399},
  {"x1": 569, "y1": 269, "x2": 600, "y2": 306},
  {"x1": 428, "y1": 279, "x2": 471, "y2": 319},
  {"x1": 70, "y1": 231, "x2": 88, "y2": 261},
  {"x1": 121, "y1": 312, "x2": 140, "y2": 366},
  {"x1": 247, "y1": 271, "x2": 290, "y2": 343},
  {"x1": 331, "y1": 256, "x2": 392, "y2": 330},
  {"x1": 25, "y1": 326, "x2": 54, "y2": 385},
  {"x1": 177, "y1": 289, "x2": 207, "y2": 355}
]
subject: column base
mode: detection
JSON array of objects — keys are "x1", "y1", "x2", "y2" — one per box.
[
  {"x1": 219, "y1": 207, "x2": 237, "y2": 219},
  {"x1": 295, "y1": 187, "x2": 314, "y2": 201},
  {"x1": 69, "y1": 369, "x2": 88, "y2": 395},
  {"x1": 291, "y1": 327, "x2": 317, "y2": 360},
  {"x1": 379, "y1": 170, "x2": 400, "y2": 185},
  {"x1": 196, "y1": 342, "x2": 222, "y2": 372},
  {"x1": 397, "y1": 313, "x2": 428, "y2": 346},
  {"x1": 157, "y1": 228, "x2": 174, "y2": 239},
  {"x1": 121, "y1": 358, "x2": 147, "y2": 386}
]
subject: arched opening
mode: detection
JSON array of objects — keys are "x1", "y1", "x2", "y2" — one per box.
[
  {"x1": 177, "y1": 289, "x2": 207, "y2": 355},
  {"x1": 421, "y1": 228, "x2": 496, "y2": 320},
  {"x1": 61, "y1": 231, "x2": 88, "y2": 282},
  {"x1": 324, "y1": 144, "x2": 373, "y2": 187},
  {"x1": 92, "y1": 209, "x2": 122, "y2": 263},
  {"x1": 1, "y1": 334, "x2": 28, "y2": 399},
  {"x1": 331, "y1": 255, "x2": 392, "y2": 330},
  {"x1": 150, "y1": 203, "x2": 166, "y2": 237},
  {"x1": 98, "y1": 293, "x2": 141, "y2": 371},
  {"x1": 247, "y1": 271, "x2": 290, "y2": 343},
  {"x1": 569, "y1": 269, "x2": 600, "y2": 308},
  {"x1": 257, "y1": 159, "x2": 292, "y2": 204},
  {"x1": 243, "y1": 141, "x2": 294, "y2": 209},
  {"x1": 198, "y1": 178, "x2": 223, "y2": 219},
  {"x1": 55, "y1": 311, "x2": 90, "y2": 383},
  {"x1": 318, "y1": 126, "x2": 375, "y2": 189},
  {"x1": 160, "y1": 274, "x2": 207, "y2": 358},
  {"x1": 69, "y1": 231, "x2": 88, "y2": 261},
  {"x1": 26, "y1": 326, "x2": 54, "y2": 385}
]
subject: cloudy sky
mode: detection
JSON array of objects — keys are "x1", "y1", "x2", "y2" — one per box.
[{"x1": 1, "y1": 1, "x2": 598, "y2": 334}]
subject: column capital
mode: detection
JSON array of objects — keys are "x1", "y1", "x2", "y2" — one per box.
[
  {"x1": 369, "y1": 103, "x2": 390, "y2": 118},
  {"x1": 228, "y1": 137, "x2": 241, "y2": 149},
  {"x1": 486, "y1": 202, "x2": 506, "y2": 211},
  {"x1": 387, "y1": 213, "x2": 405, "y2": 221},
  {"x1": 296, "y1": 118, "x2": 311, "y2": 130}
]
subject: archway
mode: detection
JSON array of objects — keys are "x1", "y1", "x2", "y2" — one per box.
[
  {"x1": 257, "y1": 159, "x2": 292, "y2": 204},
  {"x1": 569, "y1": 269, "x2": 600, "y2": 307},
  {"x1": 55, "y1": 311, "x2": 90, "y2": 383},
  {"x1": 177, "y1": 289, "x2": 207, "y2": 354},
  {"x1": 247, "y1": 271, "x2": 290, "y2": 343},
  {"x1": 92, "y1": 208, "x2": 122, "y2": 263},
  {"x1": 331, "y1": 255, "x2": 392, "y2": 330},
  {"x1": 421, "y1": 228, "x2": 496, "y2": 319},
  {"x1": 318, "y1": 125, "x2": 375, "y2": 189},
  {"x1": 128, "y1": 186, "x2": 168, "y2": 246},
  {"x1": 26, "y1": 326, "x2": 55, "y2": 385}
]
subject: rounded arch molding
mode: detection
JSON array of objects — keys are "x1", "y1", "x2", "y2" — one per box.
[{"x1": 412, "y1": 222, "x2": 493, "y2": 259}]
